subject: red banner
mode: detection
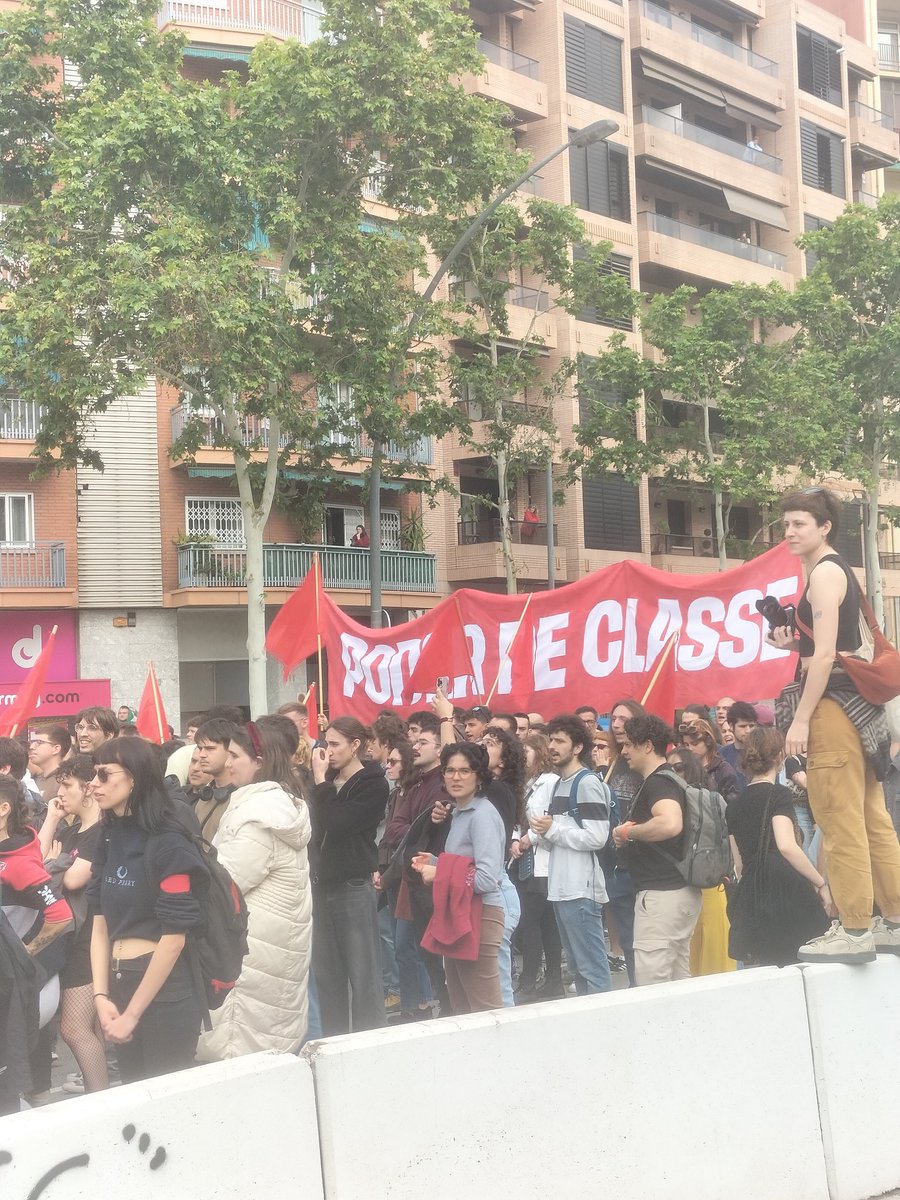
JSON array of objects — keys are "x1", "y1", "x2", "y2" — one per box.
[{"x1": 321, "y1": 543, "x2": 803, "y2": 721}]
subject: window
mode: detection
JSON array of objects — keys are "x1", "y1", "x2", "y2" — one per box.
[
  {"x1": 0, "y1": 493, "x2": 34, "y2": 543},
  {"x1": 576, "y1": 367, "x2": 626, "y2": 426},
  {"x1": 667, "y1": 499, "x2": 689, "y2": 537},
  {"x1": 655, "y1": 198, "x2": 678, "y2": 219},
  {"x1": 835, "y1": 501, "x2": 863, "y2": 568},
  {"x1": 319, "y1": 382, "x2": 356, "y2": 447},
  {"x1": 800, "y1": 120, "x2": 846, "y2": 198},
  {"x1": 325, "y1": 505, "x2": 400, "y2": 549},
  {"x1": 797, "y1": 28, "x2": 842, "y2": 106},
  {"x1": 185, "y1": 498, "x2": 244, "y2": 547},
  {"x1": 728, "y1": 507, "x2": 751, "y2": 540},
  {"x1": 699, "y1": 212, "x2": 739, "y2": 240},
  {"x1": 582, "y1": 473, "x2": 641, "y2": 551},
  {"x1": 879, "y1": 24, "x2": 899, "y2": 70},
  {"x1": 569, "y1": 136, "x2": 630, "y2": 220},
  {"x1": 803, "y1": 214, "x2": 831, "y2": 274},
  {"x1": 563, "y1": 17, "x2": 624, "y2": 112},
  {"x1": 573, "y1": 246, "x2": 633, "y2": 331}
]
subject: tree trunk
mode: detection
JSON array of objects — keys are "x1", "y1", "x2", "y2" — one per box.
[
  {"x1": 491, "y1": 338, "x2": 517, "y2": 595},
  {"x1": 864, "y1": 480, "x2": 884, "y2": 628},
  {"x1": 369, "y1": 440, "x2": 383, "y2": 629}
]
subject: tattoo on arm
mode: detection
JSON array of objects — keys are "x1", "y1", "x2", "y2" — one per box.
[
  {"x1": 25, "y1": 919, "x2": 73, "y2": 957},
  {"x1": 813, "y1": 610, "x2": 823, "y2": 620}
]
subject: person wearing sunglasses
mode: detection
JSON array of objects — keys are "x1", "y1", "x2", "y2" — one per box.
[
  {"x1": 87, "y1": 738, "x2": 209, "y2": 1084},
  {"x1": 773, "y1": 486, "x2": 900, "y2": 964}
]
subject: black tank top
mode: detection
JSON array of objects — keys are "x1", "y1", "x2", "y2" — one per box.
[{"x1": 796, "y1": 553, "x2": 861, "y2": 658}]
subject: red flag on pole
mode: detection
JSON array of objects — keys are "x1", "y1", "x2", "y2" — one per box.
[
  {"x1": 0, "y1": 625, "x2": 58, "y2": 737},
  {"x1": 136, "y1": 663, "x2": 169, "y2": 745},
  {"x1": 305, "y1": 683, "x2": 318, "y2": 736},
  {"x1": 640, "y1": 634, "x2": 678, "y2": 726},
  {"x1": 407, "y1": 597, "x2": 479, "y2": 698},
  {"x1": 265, "y1": 554, "x2": 325, "y2": 681}
]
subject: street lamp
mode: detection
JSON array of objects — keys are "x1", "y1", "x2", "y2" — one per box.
[{"x1": 368, "y1": 118, "x2": 620, "y2": 626}]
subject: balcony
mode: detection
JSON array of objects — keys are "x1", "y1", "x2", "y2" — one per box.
[
  {"x1": 458, "y1": 518, "x2": 556, "y2": 547},
  {"x1": 0, "y1": 541, "x2": 66, "y2": 587},
  {"x1": 174, "y1": 542, "x2": 437, "y2": 595},
  {"x1": 647, "y1": 422, "x2": 725, "y2": 454},
  {"x1": 880, "y1": 552, "x2": 900, "y2": 571},
  {"x1": 157, "y1": 0, "x2": 323, "y2": 43},
  {"x1": 169, "y1": 405, "x2": 434, "y2": 467},
  {"x1": 632, "y1": 2, "x2": 782, "y2": 117},
  {"x1": 879, "y1": 45, "x2": 900, "y2": 73},
  {"x1": 853, "y1": 190, "x2": 878, "y2": 208},
  {"x1": 463, "y1": 37, "x2": 547, "y2": 124},
  {"x1": 651, "y1": 533, "x2": 719, "y2": 557},
  {"x1": 638, "y1": 108, "x2": 782, "y2": 175},
  {"x1": 474, "y1": 0, "x2": 542, "y2": 11},
  {"x1": 638, "y1": 211, "x2": 786, "y2": 289},
  {"x1": 449, "y1": 282, "x2": 557, "y2": 349},
  {"x1": 849, "y1": 102, "x2": 899, "y2": 169},
  {"x1": 450, "y1": 530, "x2": 568, "y2": 584},
  {"x1": 0, "y1": 400, "x2": 45, "y2": 459}
]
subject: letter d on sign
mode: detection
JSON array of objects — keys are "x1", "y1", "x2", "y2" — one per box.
[{"x1": 12, "y1": 625, "x2": 43, "y2": 671}]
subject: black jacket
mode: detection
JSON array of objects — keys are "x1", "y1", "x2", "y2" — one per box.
[{"x1": 309, "y1": 762, "x2": 389, "y2": 886}]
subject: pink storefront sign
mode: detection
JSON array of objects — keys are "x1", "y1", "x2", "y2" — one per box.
[
  {"x1": 0, "y1": 611, "x2": 78, "y2": 682},
  {"x1": 0, "y1": 679, "x2": 111, "y2": 719}
]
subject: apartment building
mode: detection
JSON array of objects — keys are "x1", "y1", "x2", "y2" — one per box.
[{"x1": 1, "y1": 0, "x2": 899, "y2": 723}]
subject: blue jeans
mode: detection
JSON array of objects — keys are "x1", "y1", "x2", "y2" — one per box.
[
  {"x1": 553, "y1": 897, "x2": 612, "y2": 994},
  {"x1": 498, "y1": 873, "x2": 521, "y2": 1008},
  {"x1": 393, "y1": 916, "x2": 432, "y2": 1012},
  {"x1": 606, "y1": 872, "x2": 636, "y2": 987},
  {"x1": 795, "y1": 803, "x2": 815, "y2": 854}
]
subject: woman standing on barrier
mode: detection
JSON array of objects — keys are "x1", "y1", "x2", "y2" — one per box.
[
  {"x1": 412, "y1": 742, "x2": 506, "y2": 1014},
  {"x1": 88, "y1": 738, "x2": 208, "y2": 1084},
  {"x1": 726, "y1": 726, "x2": 831, "y2": 966},
  {"x1": 197, "y1": 721, "x2": 312, "y2": 1059},
  {"x1": 773, "y1": 487, "x2": 900, "y2": 964}
]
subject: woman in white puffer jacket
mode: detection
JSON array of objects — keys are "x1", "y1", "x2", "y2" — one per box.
[{"x1": 197, "y1": 721, "x2": 312, "y2": 1061}]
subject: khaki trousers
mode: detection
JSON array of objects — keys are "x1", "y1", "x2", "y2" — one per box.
[
  {"x1": 443, "y1": 904, "x2": 504, "y2": 1014},
  {"x1": 807, "y1": 698, "x2": 900, "y2": 929},
  {"x1": 633, "y1": 886, "x2": 702, "y2": 986}
]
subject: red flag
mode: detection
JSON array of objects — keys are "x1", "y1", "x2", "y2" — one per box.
[
  {"x1": 265, "y1": 554, "x2": 325, "y2": 681},
  {"x1": 305, "y1": 682, "x2": 318, "y2": 731},
  {"x1": 0, "y1": 625, "x2": 58, "y2": 736},
  {"x1": 640, "y1": 634, "x2": 678, "y2": 726},
  {"x1": 136, "y1": 663, "x2": 169, "y2": 744},
  {"x1": 407, "y1": 597, "x2": 479, "y2": 699}
]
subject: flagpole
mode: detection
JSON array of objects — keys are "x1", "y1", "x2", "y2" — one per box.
[
  {"x1": 149, "y1": 662, "x2": 165, "y2": 743},
  {"x1": 640, "y1": 633, "x2": 678, "y2": 708},
  {"x1": 314, "y1": 553, "x2": 325, "y2": 720},
  {"x1": 485, "y1": 594, "x2": 533, "y2": 708}
]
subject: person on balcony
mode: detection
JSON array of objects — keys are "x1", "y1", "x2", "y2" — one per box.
[
  {"x1": 521, "y1": 503, "x2": 540, "y2": 541},
  {"x1": 350, "y1": 525, "x2": 370, "y2": 548}
]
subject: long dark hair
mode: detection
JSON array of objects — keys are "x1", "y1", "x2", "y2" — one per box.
[
  {"x1": 389, "y1": 738, "x2": 417, "y2": 794},
  {"x1": 94, "y1": 738, "x2": 184, "y2": 835},
  {"x1": 667, "y1": 748, "x2": 709, "y2": 790},
  {"x1": 608, "y1": 698, "x2": 645, "y2": 767},
  {"x1": 0, "y1": 776, "x2": 32, "y2": 838},
  {"x1": 484, "y1": 724, "x2": 527, "y2": 828},
  {"x1": 231, "y1": 721, "x2": 301, "y2": 797}
]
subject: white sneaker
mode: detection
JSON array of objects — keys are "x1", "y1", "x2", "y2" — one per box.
[
  {"x1": 62, "y1": 1073, "x2": 85, "y2": 1095},
  {"x1": 798, "y1": 921, "x2": 876, "y2": 965},
  {"x1": 871, "y1": 917, "x2": 900, "y2": 955}
]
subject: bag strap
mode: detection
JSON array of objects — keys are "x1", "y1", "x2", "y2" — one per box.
[{"x1": 564, "y1": 768, "x2": 593, "y2": 828}]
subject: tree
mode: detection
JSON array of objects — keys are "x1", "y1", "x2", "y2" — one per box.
[{"x1": 0, "y1": 0, "x2": 517, "y2": 713}]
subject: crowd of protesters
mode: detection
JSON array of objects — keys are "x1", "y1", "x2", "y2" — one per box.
[{"x1": 1, "y1": 485, "x2": 899, "y2": 1111}]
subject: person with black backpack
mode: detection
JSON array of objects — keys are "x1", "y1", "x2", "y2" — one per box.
[
  {"x1": 87, "y1": 738, "x2": 209, "y2": 1085},
  {"x1": 613, "y1": 714, "x2": 702, "y2": 986}
]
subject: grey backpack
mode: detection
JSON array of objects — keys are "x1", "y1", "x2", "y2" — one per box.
[{"x1": 644, "y1": 767, "x2": 733, "y2": 889}]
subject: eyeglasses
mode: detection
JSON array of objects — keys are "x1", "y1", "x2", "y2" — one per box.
[
  {"x1": 75, "y1": 722, "x2": 100, "y2": 734},
  {"x1": 92, "y1": 766, "x2": 130, "y2": 784},
  {"x1": 443, "y1": 767, "x2": 474, "y2": 777},
  {"x1": 413, "y1": 737, "x2": 437, "y2": 748},
  {"x1": 29, "y1": 738, "x2": 54, "y2": 749},
  {"x1": 386, "y1": 757, "x2": 402, "y2": 767}
]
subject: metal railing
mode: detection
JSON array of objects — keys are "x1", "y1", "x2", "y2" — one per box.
[
  {"x1": 455, "y1": 397, "x2": 547, "y2": 424},
  {"x1": 170, "y1": 405, "x2": 433, "y2": 464},
  {"x1": 643, "y1": 212, "x2": 786, "y2": 270},
  {"x1": 508, "y1": 284, "x2": 550, "y2": 312},
  {"x1": 477, "y1": 37, "x2": 540, "y2": 79},
  {"x1": 457, "y1": 518, "x2": 556, "y2": 547},
  {"x1": 638, "y1": 106, "x2": 782, "y2": 173},
  {"x1": 647, "y1": 422, "x2": 725, "y2": 452},
  {"x1": 517, "y1": 173, "x2": 544, "y2": 196},
  {"x1": 880, "y1": 552, "x2": 900, "y2": 571},
  {"x1": 176, "y1": 542, "x2": 437, "y2": 592},
  {"x1": 0, "y1": 541, "x2": 66, "y2": 587},
  {"x1": 158, "y1": 0, "x2": 323, "y2": 41},
  {"x1": 643, "y1": 1, "x2": 778, "y2": 74},
  {"x1": 850, "y1": 100, "x2": 893, "y2": 130},
  {"x1": 651, "y1": 533, "x2": 719, "y2": 557},
  {"x1": 0, "y1": 399, "x2": 44, "y2": 440},
  {"x1": 878, "y1": 45, "x2": 900, "y2": 72},
  {"x1": 853, "y1": 190, "x2": 879, "y2": 208}
]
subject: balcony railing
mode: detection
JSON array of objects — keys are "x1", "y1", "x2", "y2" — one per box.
[
  {"x1": 643, "y1": 1, "x2": 778, "y2": 75},
  {"x1": 457, "y1": 518, "x2": 556, "y2": 547},
  {"x1": 158, "y1": 0, "x2": 323, "y2": 41},
  {"x1": 170, "y1": 405, "x2": 434, "y2": 465},
  {"x1": 638, "y1": 107, "x2": 782, "y2": 174},
  {"x1": 644, "y1": 212, "x2": 786, "y2": 270},
  {"x1": 477, "y1": 37, "x2": 540, "y2": 79},
  {"x1": 651, "y1": 533, "x2": 719, "y2": 557},
  {"x1": 878, "y1": 45, "x2": 900, "y2": 72},
  {"x1": 647, "y1": 422, "x2": 725, "y2": 452},
  {"x1": 176, "y1": 542, "x2": 436, "y2": 592},
  {"x1": 455, "y1": 397, "x2": 548, "y2": 424},
  {"x1": 517, "y1": 173, "x2": 544, "y2": 196},
  {"x1": 853, "y1": 190, "x2": 879, "y2": 208},
  {"x1": 880, "y1": 552, "x2": 900, "y2": 571},
  {"x1": 0, "y1": 399, "x2": 44, "y2": 440},
  {"x1": 850, "y1": 100, "x2": 893, "y2": 130},
  {"x1": 0, "y1": 541, "x2": 66, "y2": 587},
  {"x1": 508, "y1": 284, "x2": 550, "y2": 312}
]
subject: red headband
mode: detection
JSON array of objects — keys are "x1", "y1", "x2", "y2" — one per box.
[{"x1": 245, "y1": 721, "x2": 263, "y2": 758}]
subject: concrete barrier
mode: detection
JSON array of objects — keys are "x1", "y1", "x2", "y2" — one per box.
[
  {"x1": 305, "y1": 966, "x2": 828, "y2": 1200},
  {"x1": 0, "y1": 1053, "x2": 323, "y2": 1199},
  {"x1": 801, "y1": 958, "x2": 900, "y2": 1200}
]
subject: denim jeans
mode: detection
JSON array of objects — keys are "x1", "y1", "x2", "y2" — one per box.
[
  {"x1": 553, "y1": 897, "x2": 612, "y2": 994},
  {"x1": 606, "y1": 868, "x2": 636, "y2": 987},
  {"x1": 393, "y1": 916, "x2": 432, "y2": 1012},
  {"x1": 312, "y1": 878, "x2": 387, "y2": 1036},
  {"x1": 497, "y1": 873, "x2": 521, "y2": 1008},
  {"x1": 795, "y1": 803, "x2": 815, "y2": 854}
]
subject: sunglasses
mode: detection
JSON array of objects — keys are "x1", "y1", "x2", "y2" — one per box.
[
  {"x1": 93, "y1": 766, "x2": 130, "y2": 784},
  {"x1": 386, "y1": 757, "x2": 403, "y2": 767},
  {"x1": 670, "y1": 760, "x2": 686, "y2": 774}
]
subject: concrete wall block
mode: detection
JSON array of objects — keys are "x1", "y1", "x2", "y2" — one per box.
[
  {"x1": 78, "y1": 609, "x2": 181, "y2": 730},
  {"x1": 0, "y1": 1054, "x2": 323, "y2": 1199},
  {"x1": 801, "y1": 958, "x2": 900, "y2": 1200},
  {"x1": 306, "y1": 967, "x2": 827, "y2": 1200}
]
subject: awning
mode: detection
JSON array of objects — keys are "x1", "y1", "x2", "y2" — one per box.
[
  {"x1": 635, "y1": 53, "x2": 726, "y2": 108},
  {"x1": 720, "y1": 87, "x2": 782, "y2": 132},
  {"x1": 721, "y1": 187, "x2": 790, "y2": 231},
  {"x1": 186, "y1": 464, "x2": 405, "y2": 490},
  {"x1": 183, "y1": 46, "x2": 251, "y2": 62},
  {"x1": 640, "y1": 158, "x2": 725, "y2": 204}
]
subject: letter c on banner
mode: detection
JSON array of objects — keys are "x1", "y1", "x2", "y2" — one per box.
[{"x1": 582, "y1": 600, "x2": 623, "y2": 677}]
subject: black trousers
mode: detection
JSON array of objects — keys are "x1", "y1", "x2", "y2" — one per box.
[
  {"x1": 109, "y1": 954, "x2": 200, "y2": 1085},
  {"x1": 518, "y1": 879, "x2": 562, "y2": 986}
]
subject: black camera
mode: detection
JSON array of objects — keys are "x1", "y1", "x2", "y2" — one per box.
[{"x1": 755, "y1": 595, "x2": 796, "y2": 635}]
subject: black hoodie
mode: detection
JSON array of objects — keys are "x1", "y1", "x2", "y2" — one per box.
[{"x1": 309, "y1": 761, "x2": 389, "y2": 886}]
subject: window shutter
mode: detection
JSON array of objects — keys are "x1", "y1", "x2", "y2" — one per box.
[
  {"x1": 564, "y1": 16, "x2": 623, "y2": 112},
  {"x1": 596, "y1": 28, "x2": 624, "y2": 111},
  {"x1": 582, "y1": 473, "x2": 642, "y2": 551},
  {"x1": 569, "y1": 137, "x2": 589, "y2": 209},
  {"x1": 797, "y1": 29, "x2": 814, "y2": 94},
  {"x1": 609, "y1": 145, "x2": 630, "y2": 221},
  {"x1": 828, "y1": 130, "x2": 845, "y2": 198},
  {"x1": 586, "y1": 142, "x2": 611, "y2": 218},
  {"x1": 800, "y1": 120, "x2": 821, "y2": 190},
  {"x1": 564, "y1": 17, "x2": 588, "y2": 99},
  {"x1": 574, "y1": 247, "x2": 633, "y2": 330}
]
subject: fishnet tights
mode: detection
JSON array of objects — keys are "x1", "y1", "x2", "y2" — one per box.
[{"x1": 60, "y1": 984, "x2": 109, "y2": 1092}]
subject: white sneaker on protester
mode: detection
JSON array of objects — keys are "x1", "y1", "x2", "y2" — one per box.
[
  {"x1": 797, "y1": 921, "x2": 876, "y2": 965},
  {"x1": 871, "y1": 916, "x2": 900, "y2": 955},
  {"x1": 62, "y1": 1072, "x2": 84, "y2": 1095}
]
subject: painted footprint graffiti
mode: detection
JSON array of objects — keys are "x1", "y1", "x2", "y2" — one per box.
[{"x1": 0, "y1": 1126, "x2": 166, "y2": 1196}]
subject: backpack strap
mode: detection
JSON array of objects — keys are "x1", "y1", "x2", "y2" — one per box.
[{"x1": 565, "y1": 768, "x2": 594, "y2": 827}]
